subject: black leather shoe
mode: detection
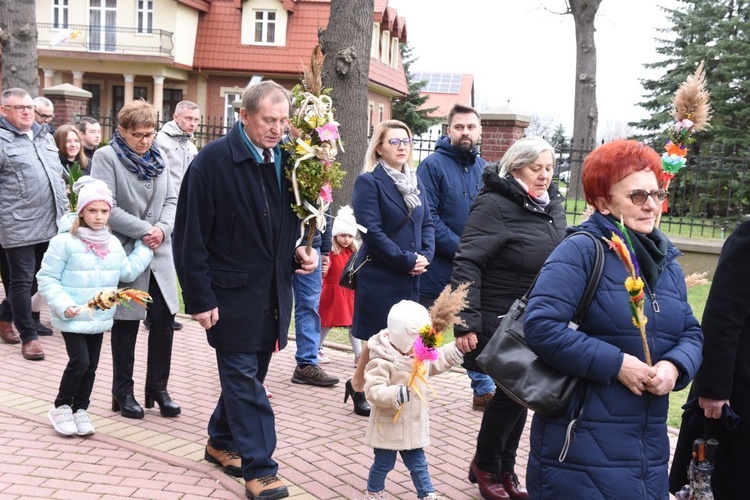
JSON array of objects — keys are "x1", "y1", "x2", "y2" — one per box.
[
  {"x1": 112, "y1": 393, "x2": 145, "y2": 419},
  {"x1": 145, "y1": 388, "x2": 181, "y2": 417},
  {"x1": 344, "y1": 379, "x2": 370, "y2": 417},
  {"x1": 32, "y1": 312, "x2": 53, "y2": 336}
]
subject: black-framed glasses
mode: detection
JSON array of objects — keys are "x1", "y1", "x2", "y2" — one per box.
[
  {"x1": 127, "y1": 130, "x2": 157, "y2": 141},
  {"x1": 7, "y1": 105, "x2": 34, "y2": 112},
  {"x1": 386, "y1": 138, "x2": 412, "y2": 148},
  {"x1": 627, "y1": 189, "x2": 667, "y2": 206},
  {"x1": 35, "y1": 109, "x2": 54, "y2": 119}
]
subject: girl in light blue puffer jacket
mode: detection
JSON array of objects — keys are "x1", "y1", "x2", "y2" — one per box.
[{"x1": 37, "y1": 176, "x2": 153, "y2": 437}]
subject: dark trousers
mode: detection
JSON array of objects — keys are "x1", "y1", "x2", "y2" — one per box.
[
  {"x1": 111, "y1": 275, "x2": 174, "y2": 395},
  {"x1": 55, "y1": 331, "x2": 104, "y2": 412},
  {"x1": 475, "y1": 389, "x2": 528, "y2": 473},
  {"x1": 209, "y1": 349, "x2": 276, "y2": 481},
  {"x1": 0, "y1": 245, "x2": 12, "y2": 322},
  {"x1": 4, "y1": 243, "x2": 48, "y2": 342}
]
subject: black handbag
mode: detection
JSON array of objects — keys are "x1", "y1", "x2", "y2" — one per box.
[
  {"x1": 476, "y1": 231, "x2": 604, "y2": 417},
  {"x1": 338, "y1": 208, "x2": 414, "y2": 290}
]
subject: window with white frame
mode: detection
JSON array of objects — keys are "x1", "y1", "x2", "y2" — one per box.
[
  {"x1": 53, "y1": 0, "x2": 69, "y2": 28},
  {"x1": 381, "y1": 30, "x2": 390, "y2": 65},
  {"x1": 378, "y1": 103, "x2": 384, "y2": 125},
  {"x1": 390, "y1": 38, "x2": 399, "y2": 69},
  {"x1": 137, "y1": 0, "x2": 153, "y2": 34},
  {"x1": 368, "y1": 101, "x2": 374, "y2": 134},
  {"x1": 371, "y1": 23, "x2": 380, "y2": 58},
  {"x1": 224, "y1": 93, "x2": 242, "y2": 130},
  {"x1": 254, "y1": 10, "x2": 276, "y2": 44}
]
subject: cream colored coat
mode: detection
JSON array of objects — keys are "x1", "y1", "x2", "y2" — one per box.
[{"x1": 364, "y1": 331, "x2": 463, "y2": 451}]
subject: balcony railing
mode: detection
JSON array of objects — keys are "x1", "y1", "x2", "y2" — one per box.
[{"x1": 37, "y1": 23, "x2": 173, "y2": 57}]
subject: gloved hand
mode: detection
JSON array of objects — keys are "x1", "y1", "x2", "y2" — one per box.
[{"x1": 396, "y1": 385, "x2": 410, "y2": 406}]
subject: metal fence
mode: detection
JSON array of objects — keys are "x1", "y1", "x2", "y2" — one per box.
[{"x1": 78, "y1": 113, "x2": 745, "y2": 239}]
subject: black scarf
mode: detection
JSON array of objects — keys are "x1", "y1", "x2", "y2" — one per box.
[
  {"x1": 604, "y1": 214, "x2": 668, "y2": 290},
  {"x1": 110, "y1": 130, "x2": 166, "y2": 180}
]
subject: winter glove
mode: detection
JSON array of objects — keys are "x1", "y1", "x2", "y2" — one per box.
[{"x1": 396, "y1": 385, "x2": 410, "y2": 406}]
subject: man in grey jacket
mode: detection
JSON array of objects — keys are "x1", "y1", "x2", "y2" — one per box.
[
  {"x1": 156, "y1": 100, "x2": 199, "y2": 196},
  {"x1": 0, "y1": 88, "x2": 69, "y2": 359}
]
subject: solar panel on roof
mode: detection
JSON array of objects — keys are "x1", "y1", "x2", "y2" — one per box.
[{"x1": 412, "y1": 72, "x2": 462, "y2": 94}]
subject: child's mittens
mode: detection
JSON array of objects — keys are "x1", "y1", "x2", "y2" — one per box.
[{"x1": 395, "y1": 385, "x2": 410, "y2": 408}]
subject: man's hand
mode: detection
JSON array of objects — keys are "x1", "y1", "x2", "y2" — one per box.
[
  {"x1": 142, "y1": 226, "x2": 165, "y2": 250},
  {"x1": 699, "y1": 397, "x2": 729, "y2": 420},
  {"x1": 295, "y1": 246, "x2": 319, "y2": 274},
  {"x1": 192, "y1": 308, "x2": 219, "y2": 330}
]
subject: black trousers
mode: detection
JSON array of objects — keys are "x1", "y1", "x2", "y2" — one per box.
[
  {"x1": 474, "y1": 389, "x2": 528, "y2": 473},
  {"x1": 4, "y1": 243, "x2": 47, "y2": 341},
  {"x1": 111, "y1": 274, "x2": 174, "y2": 396},
  {"x1": 55, "y1": 331, "x2": 104, "y2": 412},
  {"x1": 0, "y1": 245, "x2": 11, "y2": 322}
]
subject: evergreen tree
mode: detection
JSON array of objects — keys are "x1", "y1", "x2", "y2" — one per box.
[
  {"x1": 391, "y1": 43, "x2": 441, "y2": 136},
  {"x1": 634, "y1": 0, "x2": 750, "y2": 154}
]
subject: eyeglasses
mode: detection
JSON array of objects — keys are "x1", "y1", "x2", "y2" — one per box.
[
  {"x1": 127, "y1": 130, "x2": 156, "y2": 141},
  {"x1": 6, "y1": 105, "x2": 34, "y2": 112},
  {"x1": 386, "y1": 138, "x2": 412, "y2": 148},
  {"x1": 627, "y1": 189, "x2": 667, "y2": 206},
  {"x1": 35, "y1": 109, "x2": 54, "y2": 120}
]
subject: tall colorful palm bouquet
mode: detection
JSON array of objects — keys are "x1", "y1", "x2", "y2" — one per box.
[
  {"x1": 284, "y1": 45, "x2": 346, "y2": 252},
  {"x1": 393, "y1": 283, "x2": 469, "y2": 423},
  {"x1": 657, "y1": 61, "x2": 712, "y2": 226}
]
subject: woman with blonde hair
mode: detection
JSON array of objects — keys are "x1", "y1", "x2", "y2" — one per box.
[{"x1": 344, "y1": 120, "x2": 434, "y2": 416}]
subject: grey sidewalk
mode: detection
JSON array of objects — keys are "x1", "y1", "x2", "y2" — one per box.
[{"x1": 0, "y1": 307, "x2": 679, "y2": 499}]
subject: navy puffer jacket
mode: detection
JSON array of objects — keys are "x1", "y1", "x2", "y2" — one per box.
[{"x1": 523, "y1": 211, "x2": 703, "y2": 499}]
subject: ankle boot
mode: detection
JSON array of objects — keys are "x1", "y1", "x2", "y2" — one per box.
[
  {"x1": 144, "y1": 388, "x2": 181, "y2": 417},
  {"x1": 468, "y1": 460, "x2": 510, "y2": 500},
  {"x1": 32, "y1": 311, "x2": 53, "y2": 336},
  {"x1": 112, "y1": 393, "x2": 144, "y2": 419},
  {"x1": 500, "y1": 470, "x2": 528, "y2": 500},
  {"x1": 344, "y1": 379, "x2": 370, "y2": 416}
]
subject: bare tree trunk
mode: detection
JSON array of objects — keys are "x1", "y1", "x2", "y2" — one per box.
[
  {"x1": 0, "y1": 0, "x2": 40, "y2": 92},
  {"x1": 319, "y1": 0, "x2": 374, "y2": 208},
  {"x1": 567, "y1": 0, "x2": 601, "y2": 203}
]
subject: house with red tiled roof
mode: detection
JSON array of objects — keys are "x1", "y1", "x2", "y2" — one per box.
[
  {"x1": 413, "y1": 72, "x2": 476, "y2": 137},
  {"x1": 25, "y1": 0, "x2": 409, "y2": 137}
]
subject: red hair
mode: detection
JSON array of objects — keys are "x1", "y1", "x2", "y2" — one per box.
[{"x1": 582, "y1": 140, "x2": 662, "y2": 208}]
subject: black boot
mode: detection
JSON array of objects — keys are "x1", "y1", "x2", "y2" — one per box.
[
  {"x1": 145, "y1": 388, "x2": 181, "y2": 417},
  {"x1": 32, "y1": 311, "x2": 53, "y2": 336},
  {"x1": 344, "y1": 379, "x2": 370, "y2": 416},
  {"x1": 112, "y1": 393, "x2": 144, "y2": 419}
]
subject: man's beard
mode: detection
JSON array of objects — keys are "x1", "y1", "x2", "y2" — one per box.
[{"x1": 452, "y1": 138, "x2": 474, "y2": 154}]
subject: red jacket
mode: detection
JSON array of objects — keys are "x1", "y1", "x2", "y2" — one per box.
[{"x1": 319, "y1": 247, "x2": 355, "y2": 327}]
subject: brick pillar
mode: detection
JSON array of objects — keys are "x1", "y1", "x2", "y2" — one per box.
[
  {"x1": 480, "y1": 106, "x2": 530, "y2": 163},
  {"x1": 43, "y1": 83, "x2": 92, "y2": 129}
]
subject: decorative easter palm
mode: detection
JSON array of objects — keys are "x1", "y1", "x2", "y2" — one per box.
[
  {"x1": 657, "y1": 62, "x2": 712, "y2": 227},
  {"x1": 284, "y1": 45, "x2": 346, "y2": 253},
  {"x1": 66, "y1": 161, "x2": 84, "y2": 211}
]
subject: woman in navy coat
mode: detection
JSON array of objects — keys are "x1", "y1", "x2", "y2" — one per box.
[
  {"x1": 345, "y1": 120, "x2": 434, "y2": 417},
  {"x1": 524, "y1": 140, "x2": 703, "y2": 499}
]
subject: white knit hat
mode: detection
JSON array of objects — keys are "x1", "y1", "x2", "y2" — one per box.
[
  {"x1": 73, "y1": 175, "x2": 113, "y2": 214},
  {"x1": 387, "y1": 300, "x2": 431, "y2": 353},
  {"x1": 332, "y1": 205, "x2": 358, "y2": 237}
]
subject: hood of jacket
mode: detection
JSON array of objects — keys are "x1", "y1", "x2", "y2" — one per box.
[
  {"x1": 0, "y1": 116, "x2": 45, "y2": 139},
  {"x1": 160, "y1": 120, "x2": 193, "y2": 139},
  {"x1": 480, "y1": 164, "x2": 564, "y2": 210},
  {"x1": 367, "y1": 330, "x2": 416, "y2": 373},
  {"x1": 433, "y1": 135, "x2": 482, "y2": 166}
]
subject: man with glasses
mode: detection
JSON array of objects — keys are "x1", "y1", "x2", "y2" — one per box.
[
  {"x1": 416, "y1": 104, "x2": 497, "y2": 411},
  {"x1": 32, "y1": 96, "x2": 56, "y2": 134},
  {"x1": 0, "y1": 88, "x2": 68, "y2": 358}
]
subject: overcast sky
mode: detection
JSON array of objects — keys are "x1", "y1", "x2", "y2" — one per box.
[{"x1": 387, "y1": 0, "x2": 678, "y2": 136}]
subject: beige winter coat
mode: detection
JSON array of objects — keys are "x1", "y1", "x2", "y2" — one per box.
[{"x1": 364, "y1": 331, "x2": 463, "y2": 451}]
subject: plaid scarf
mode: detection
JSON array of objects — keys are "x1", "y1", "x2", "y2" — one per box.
[{"x1": 110, "y1": 130, "x2": 166, "y2": 180}]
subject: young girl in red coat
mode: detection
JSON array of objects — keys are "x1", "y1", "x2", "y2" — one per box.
[{"x1": 319, "y1": 205, "x2": 361, "y2": 366}]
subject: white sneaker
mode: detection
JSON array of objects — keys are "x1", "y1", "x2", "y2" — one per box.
[
  {"x1": 73, "y1": 409, "x2": 96, "y2": 436},
  {"x1": 419, "y1": 494, "x2": 442, "y2": 500},
  {"x1": 48, "y1": 405, "x2": 77, "y2": 436},
  {"x1": 317, "y1": 350, "x2": 332, "y2": 364}
]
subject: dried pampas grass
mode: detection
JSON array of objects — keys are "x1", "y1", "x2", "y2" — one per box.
[
  {"x1": 671, "y1": 61, "x2": 712, "y2": 133},
  {"x1": 428, "y1": 283, "x2": 469, "y2": 334}
]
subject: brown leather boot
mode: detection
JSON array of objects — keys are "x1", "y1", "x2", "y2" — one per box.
[
  {"x1": 472, "y1": 391, "x2": 495, "y2": 411},
  {"x1": 500, "y1": 470, "x2": 529, "y2": 500},
  {"x1": 21, "y1": 340, "x2": 45, "y2": 360},
  {"x1": 468, "y1": 460, "x2": 510, "y2": 500},
  {"x1": 0, "y1": 321, "x2": 20, "y2": 344},
  {"x1": 245, "y1": 474, "x2": 288, "y2": 499}
]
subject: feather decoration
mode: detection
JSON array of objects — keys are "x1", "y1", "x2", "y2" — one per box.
[{"x1": 86, "y1": 288, "x2": 152, "y2": 311}]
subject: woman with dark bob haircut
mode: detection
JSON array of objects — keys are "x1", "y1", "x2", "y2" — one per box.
[{"x1": 522, "y1": 139, "x2": 703, "y2": 499}]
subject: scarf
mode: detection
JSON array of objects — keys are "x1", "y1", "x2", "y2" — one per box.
[
  {"x1": 604, "y1": 214, "x2": 668, "y2": 290},
  {"x1": 110, "y1": 130, "x2": 166, "y2": 180},
  {"x1": 513, "y1": 176, "x2": 550, "y2": 208},
  {"x1": 77, "y1": 227, "x2": 111, "y2": 259},
  {"x1": 382, "y1": 163, "x2": 421, "y2": 210}
]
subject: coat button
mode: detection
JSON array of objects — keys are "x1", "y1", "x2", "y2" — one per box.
[
  {"x1": 262, "y1": 210, "x2": 269, "y2": 217},
  {"x1": 147, "y1": 210, "x2": 153, "y2": 217},
  {"x1": 410, "y1": 242, "x2": 416, "y2": 249},
  {"x1": 146, "y1": 182, "x2": 152, "y2": 189}
]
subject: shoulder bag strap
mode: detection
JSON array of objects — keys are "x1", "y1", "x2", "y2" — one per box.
[{"x1": 387, "y1": 207, "x2": 415, "y2": 238}]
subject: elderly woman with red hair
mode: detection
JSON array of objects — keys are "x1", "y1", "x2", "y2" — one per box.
[{"x1": 522, "y1": 139, "x2": 703, "y2": 499}]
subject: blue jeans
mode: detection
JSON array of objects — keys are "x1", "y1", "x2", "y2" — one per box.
[
  {"x1": 367, "y1": 447, "x2": 434, "y2": 498},
  {"x1": 292, "y1": 253, "x2": 322, "y2": 366},
  {"x1": 468, "y1": 369, "x2": 496, "y2": 397}
]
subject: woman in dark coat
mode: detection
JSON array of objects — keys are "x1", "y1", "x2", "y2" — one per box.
[
  {"x1": 523, "y1": 139, "x2": 703, "y2": 499},
  {"x1": 452, "y1": 137, "x2": 566, "y2": 500},
  {"x1": 345, "y1": 120, "x2": 434, "y2": 417},
  {"x1": 670, "y1": 219, "x2": 750, "y2": 500}
]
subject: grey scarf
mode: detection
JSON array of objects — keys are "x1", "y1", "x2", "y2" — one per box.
[{"x1": 382, "y1": 163, "x2": 421, "y2": 210}]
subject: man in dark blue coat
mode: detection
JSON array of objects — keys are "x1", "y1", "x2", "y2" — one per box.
[
  {"x1": 173, "y1": 80, "x2": 317, "y2": 500},
  {"x1": 416, "y1": 104, "x2": 494, "y2": 411}
]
